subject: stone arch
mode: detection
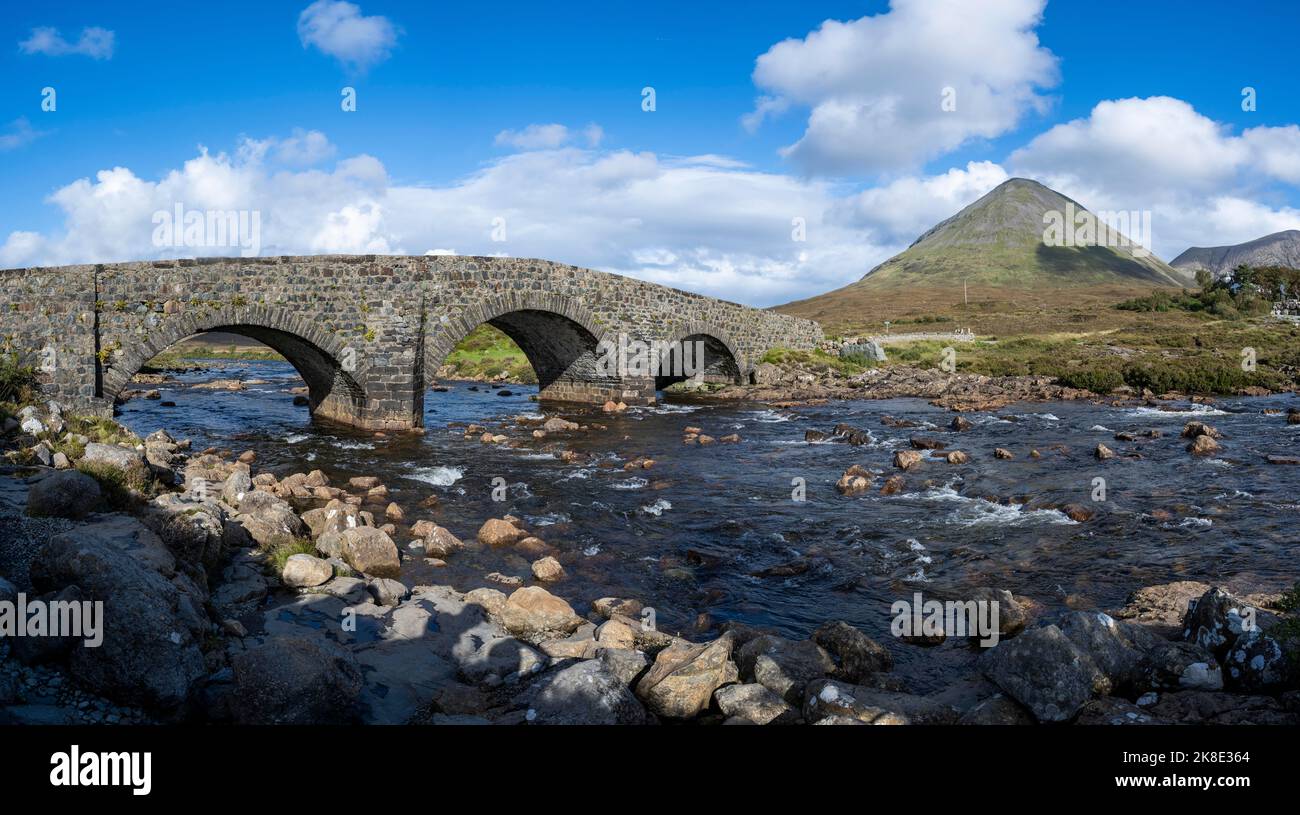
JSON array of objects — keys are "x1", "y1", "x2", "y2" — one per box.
[
  {"x1": 426, "y1": 291, "x2": 619, "y2": 400},
  {"x1": 656, "y1": 322, "x2": 747, "y2": 390},
  {"x1": 100, "y1": 305, "x2": 367, "y2": 424}
]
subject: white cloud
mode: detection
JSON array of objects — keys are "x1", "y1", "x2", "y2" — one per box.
[
  {"x1": 297, "y1": 0, "x2": 398, "y2": 71},
  {"x1": 1009, "y1": 96, "x2": 1300, "y2": 256},
  {"x1": 747, "y1": 0, "x2": 1057, "y2": 175},
  {"x1": 494, "y1": 123, "x2": 604, "y2": 151},
  {"x1": 0, "y1": 133, "x2": 912, "y2": 305},
  {"x1": 238, "y1": 129, "x2": 337, "y2": 166},
  {"x1": 0, "y1": 118, "x2": 47, "y2": 152},
  {"x1": 19, "y1": 26, "x2": 115, "y2": 59},
  {"x1": 830, "y1": 160, "x2": 1009, "y2": 244}
]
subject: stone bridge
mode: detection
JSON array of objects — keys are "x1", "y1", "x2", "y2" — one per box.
[{"x1": 0, "y1": 255, "x2": 822, "y2": 430}]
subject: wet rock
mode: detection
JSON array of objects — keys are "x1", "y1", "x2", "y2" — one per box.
[
  {"x1": 892, "y1": 450, "x2": 923, "y2": 470},
  {"x1": 635, "y1": 633, "x2": 738, "y2": 719},
  {"x1": 422, "y1": 526, "x2": 465, "y2": 558},
  {"x1": 978, "y1": 625, "x2": 1109, "y2": 722},
  {"x1": 281, "y1": 553, "x2": 333, "y2": 588},
  {"x1": 478, "y1": 517, "x2": 526, "y2": 547},
  {"x1": 835, "y1": 465, "x2": 873, "y2": 496},
  {"x1": 542, "y1": 417, "x2": 580, "y2": 432},
  {"x1": 736, "y1": 634, "x2": 836, "y2": 705},
  {"x1": 522, "y1": 659, "x2": 646, "y2": 725},
  {"x1": 367, "y1": 577, "x2": 409, "y2": 606},
  {"x1": 1187, "y1": 434, "x2": 1220, "y2": 455},
  {"x1": 804, "y1": 679, "x2": 958, "y2": 725},
  {"x1": 229, "y1": 636, "x2": 362, "y2": 724},
  {"x1": 880, "y1": 474, "x2": 905, "y2": 495},
  {"x1": 950, "y1": 416, "x2": 973, "y2": 431},
  {"x1": 1181, "y1": 421, "x2": 1220, "y2": 439},
  {"x1": 804, "y1": 429, "x2": 828, "y2": 442},
  {"x1": 1094, "y1": 444, "x2": 1115, "y2": 460},
  {"x1": 714, "y1": 683, "x2": 798, "y2": 725},
  {"x1": 339, "y1": 527, "x2": 400, "y2": 578},
  {"x1": 812, "y1": 620, "x2": 893, "y2": 681},
  {"x1": 994, "y1": 447, "x2": 1014, "y2": 460},
  {"x1": 592, "y1": 597, "x2": 645, "y2": 620},
  {"x1": 500, "y1": 586, "x2": 584, "y2": 643},
  {"x1": 1112, "y1": 580, "x2": 1211, "y2": 638},
  {"x1": 944, "y1": 450, "x2": 969, "y2": 464},
  {"x1": 531, "y1": 555, "x2": 565, "y2": 582},
  {"x1": 348, "y1": 476, "x2": 381, "y2": 490},
  {"x1": 908, "y1": 436, "x2": 945, "y2": 450},
  {"x1": 26, "y1": 470, "x2": 102, "y2": 519},
  {"x1": 1061, "y1": 503, "x2": 1094, "y2": 522},
  {"x1": 1266, "y1": 454, "x2": 1300, "y2": 465}
]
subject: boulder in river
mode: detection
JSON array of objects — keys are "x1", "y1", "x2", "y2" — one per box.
[
  {"x1": 339, "y1": 527, "x2": 401, "y2": 578},
  {"x1": 478, "y1": 517, "x2": 526, "y2": 547},
  {"x1": 635, "y1": 632, "x2": 739, "y2": 719},
  {"x1": 978, "y1": 624, "x2": 1109, "y2": 722},
  {"x1": 500, "y1": 586, "x2": 584, "y2": 643},
  {"x1": 812, "y1": 620, "x2": 894, "y2": 682},
  {"x1": 892, "y1": 450, "x2": 923, "y2": 470}
]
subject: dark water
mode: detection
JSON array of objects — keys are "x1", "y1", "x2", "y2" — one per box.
[{"x1": 118, "y1": 359, "x2": 1300, "y2": 690}]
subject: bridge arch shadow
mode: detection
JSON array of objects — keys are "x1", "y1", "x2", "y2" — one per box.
[
  {"x1": 426, "y1": 293, "x2": 621, "y2": 402},
  {"x1": 101, "y1": 307, "x2": 366, "y2": 424},
  {"x1": 655, "y1": 323, "x2": 747, "y2": 390}
]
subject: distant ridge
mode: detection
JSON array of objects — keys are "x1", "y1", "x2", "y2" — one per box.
[{"x1": 1171, "y1": 230, "x2": 1300, "y2": 277}]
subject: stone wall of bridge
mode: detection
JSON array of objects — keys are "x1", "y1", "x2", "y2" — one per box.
[{"x1": 0, "y1": 255, "x2": 822, "y2": 430}]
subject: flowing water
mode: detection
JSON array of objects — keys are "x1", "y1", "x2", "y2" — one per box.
[{"x1": 118, "y1": 359, "x2": 1300, "y2": 690}]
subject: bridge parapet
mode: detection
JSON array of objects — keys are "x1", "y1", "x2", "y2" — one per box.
[{"x1": 0, "y1": 255, "x2": 822, "y2": 429}]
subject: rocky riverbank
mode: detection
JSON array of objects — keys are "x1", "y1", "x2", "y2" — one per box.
[
  {"x1": 711, "y1": 360, "x2": 1292, "y2": 413},
  {"x1": 2, "y1": 399, "x2": 1299, "y2": 725}
]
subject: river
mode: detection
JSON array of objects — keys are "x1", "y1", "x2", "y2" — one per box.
[{"x1": 117, "y1": 359, "x2": 1300, "y2": 691}]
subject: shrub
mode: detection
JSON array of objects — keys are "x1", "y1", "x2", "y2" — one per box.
[
  {"x1": 75, "y1": 460, "x2": 154, "y2": 510},
  {"x1": 0, "y1": 353, "x2": 38, "y2": 404}
]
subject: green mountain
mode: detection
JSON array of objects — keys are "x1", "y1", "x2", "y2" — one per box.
[{"x1": 780, "y1": 178, "x2": 1188, "y2": 321}]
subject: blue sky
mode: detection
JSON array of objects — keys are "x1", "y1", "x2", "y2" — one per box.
[{"x1": 3, "y1": 0, "x2": 1299, "y2": 305}]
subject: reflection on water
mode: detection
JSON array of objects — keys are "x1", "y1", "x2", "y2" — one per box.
[{"x1": 119, "y1": 359, "x2": 1300, "y2": 690}]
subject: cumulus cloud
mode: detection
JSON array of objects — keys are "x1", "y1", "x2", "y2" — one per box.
[
  {"x1": 747, "y1": 0, "x2": 1057, "y2": 175},
  {"x1": 237, "y1": 129, "x2": 337, "y2": 166},
  {"x1": 18, "y1": 26, "x2": 115, "y2": 59},
  {"x1": 494, "y1": 123, "x2": 604, "y2": 151},
  {"x1": 1009, "y1": 96, "x2": 1300, "y2": 255},
  {"x1": 0, "y1": 133, "x2": 921, "y2": 305},
  {"x1": 829, "y1": 161, "x2": 1009, "y2": 244},
  {"x1": 297, "y1": 0, "x2": 399, "y2": 71}
]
